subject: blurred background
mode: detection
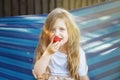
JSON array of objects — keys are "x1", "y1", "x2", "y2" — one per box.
[
  {"x1": 0, "y1": 0, "x2": 113, "y2": 17},
  {"x1": 0, "y1": 0, "x2": 120, "y2": 80}
]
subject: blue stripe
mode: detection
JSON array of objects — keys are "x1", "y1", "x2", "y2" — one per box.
[
  {"x1": 89, "y1": 54, "x2": 120, "y2": 70},
  {"x1": 0, "y1": 52, "x2": 32, "y2": 63},
  {"x1": 0, "y1": 72, "x2": 22, "y2": 80},
  {"x1": 82, "y1": 22, "x2": 120, "y2": 35},
  {"x1": 85, "y1": 37, "x2": 120, "y2": 52},
  {"x1": 86, "y1": 42, "x2": 120, "y2": 59},
  {"x1": 89, "y1": 61, "x2": 120, "y2": 77},
  {"x1": 95, "y1": 66, "x2": 120, "y2": 80},
  {"x1": 0, "y1": 56, "x2": 33, "y2": 70},
  {"x1": 0, "y1": 42, "x2": 35, "y2": 52},
  {"x1": 0, "y1": 23, "x2": 43, "y2": 28},
  {"x1": 0, "y1": 47, "x2": 33, "y2": 58},
  {"x1": 0, "y1": 68, "x2": 34, "y2": 80},
  {"x1": 100, "y1": 72, "x2": 120, "y2": 80},
  {"x1": 113, "y1": 77, "x2": 120, "y2": 80},
  {"x1": 0, "y1": 37, "x2": 38, "y2": 47},
  {"x1": 0, "y1": 27, "x2": 42, "y2": 35},
  {"x1": 0, "y1": 20, "x2": 44, "y2": 24},
  {"x1": 0, "y1": 77, "x2": 8, "y2": 80},
  {"x1": 82, "y1": 24, "x2": 120, "y2": 42},
  {"x1": 0, "y1": 61, "x2": 32, "y2": 76},
  {"x1": 83, "y1": 30, "x2": 120, "y2": 46},
  {"x1": 0, "y1": 16, "x2": 46, "y2": 24},
  {"x1": 0, "y1": 30, "x2": 39, "y2": 40},
  {"x1": 78, "y1": 12, "x2": 120, "y2": 29},
  {"x1": 87, "y1": 48, "x2": 120, "y2": 65},
  {"x1": 89, "y1": 66, "x2": 120, "y2": 80}
]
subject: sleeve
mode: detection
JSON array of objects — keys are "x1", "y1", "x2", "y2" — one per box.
[{"x1": 78, "y1": 48, "x2": 88, "y2": 76}]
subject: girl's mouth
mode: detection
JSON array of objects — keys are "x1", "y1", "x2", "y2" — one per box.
[{"x1": 53, "y1": 36, "x2": 62, "y2": 43}]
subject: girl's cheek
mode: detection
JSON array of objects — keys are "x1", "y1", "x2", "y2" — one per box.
[
  {"x1": 49, "y1": 34, "x2": 54, "y2": 41},
  {"x1": 49, "y1": 36, "x2": 52, "y2": 41}
]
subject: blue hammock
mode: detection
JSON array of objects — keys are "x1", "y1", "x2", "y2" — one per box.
[{"x1": 0, "y1": 0, "x2": 120, "y2": 80}]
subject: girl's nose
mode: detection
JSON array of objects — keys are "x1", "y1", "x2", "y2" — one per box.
[{"x1": 54, "y1": 30, "x2": 59, "y2": 36}]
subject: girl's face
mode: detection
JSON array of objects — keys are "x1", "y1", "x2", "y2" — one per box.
[{"x1": 50, "y1": 19, "x2": 68, "y2": 46}]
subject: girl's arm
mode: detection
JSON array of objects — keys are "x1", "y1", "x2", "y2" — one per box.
[
  {"x1": 80, "y1": 75, "x2": 89, "y2": 80},
  {"x1": 33, "y1": 50, "x2": 52, "y2": 78},
  {"x1": 33, "y1": 40, "x2": 61, "y2": 79}
]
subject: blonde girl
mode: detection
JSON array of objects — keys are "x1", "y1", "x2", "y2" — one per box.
[{"x1": 33, "y1": 8, "x2": 89, "y2": 80}]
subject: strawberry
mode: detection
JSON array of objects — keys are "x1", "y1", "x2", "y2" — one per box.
[{"x1": 53, "y1": 36, "x2": 62, "y2": 43}]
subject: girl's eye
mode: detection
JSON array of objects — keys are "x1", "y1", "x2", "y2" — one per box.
[{"x1": 60, "y1": 27, "x2": 65, "y2": 31}]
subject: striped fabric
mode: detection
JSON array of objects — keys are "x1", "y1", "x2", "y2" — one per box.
[{"x1": 0, "y1": 0, "x2": 120, "y2": 80}]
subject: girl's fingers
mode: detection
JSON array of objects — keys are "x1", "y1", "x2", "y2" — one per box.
[
  {"x1": 54, "y1": 41, "x2": 61, "y2": 47},
  {"x1": 49, "y1": 35, "x2": 55, "y2": 46},
  {"x1": 51, "y1": 42, "x2": 61, "y2": 50},
  {"x1": 47, "y1": 36, "x2": 61, "y2": 53}
]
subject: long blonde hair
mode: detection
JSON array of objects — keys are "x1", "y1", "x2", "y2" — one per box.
[{"x1": 34, "y1": 8, "x2": 80, "y2": 80}]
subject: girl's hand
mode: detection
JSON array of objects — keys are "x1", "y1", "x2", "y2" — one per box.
[{"x1": 46, "y1": 36, "x2": 61, "y2": 54}]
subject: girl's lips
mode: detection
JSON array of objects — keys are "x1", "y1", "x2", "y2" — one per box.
[{"x1": 53, "y1": 36, "x2": 62, "y2": 43}]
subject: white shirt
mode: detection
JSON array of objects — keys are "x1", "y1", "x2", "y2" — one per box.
[{"x1": 48, "y1": 48, "x2": 88, "y2": 76}]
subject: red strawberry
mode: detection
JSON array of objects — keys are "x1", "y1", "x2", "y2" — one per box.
[{"x1": 53, "y1": 36, "x2": 61, "y2": 43}]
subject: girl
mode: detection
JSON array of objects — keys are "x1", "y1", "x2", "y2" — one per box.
[{"x1": 33, "y1": 8, "x2": 89, "y2": 80}]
